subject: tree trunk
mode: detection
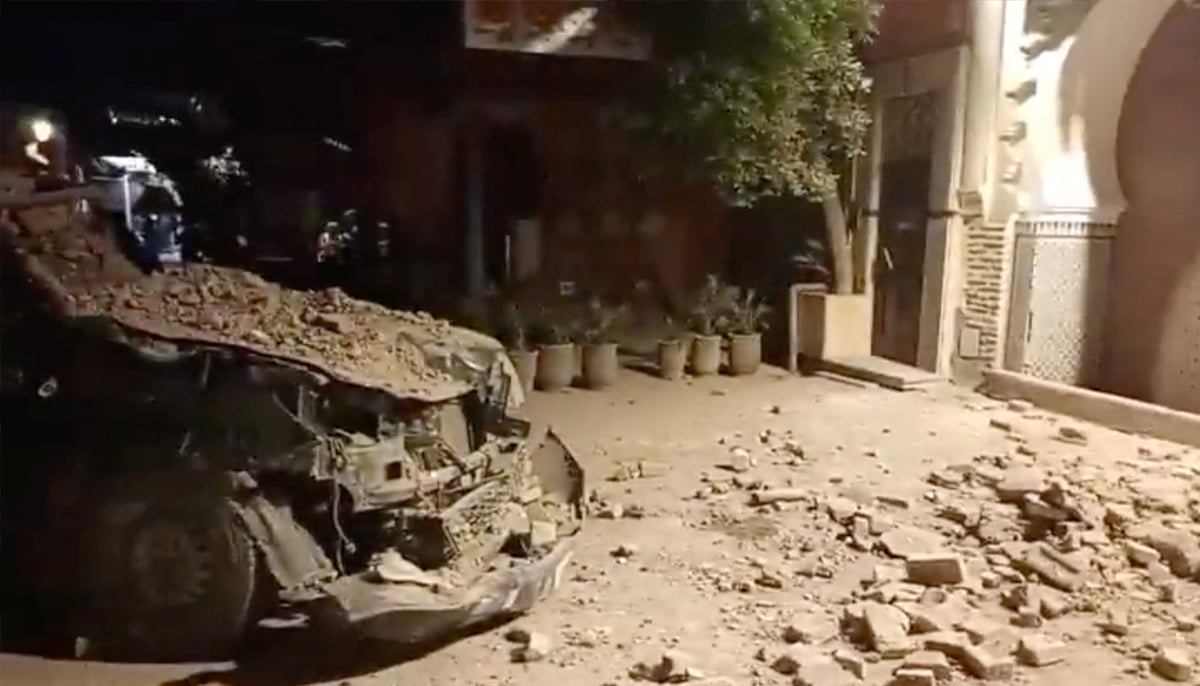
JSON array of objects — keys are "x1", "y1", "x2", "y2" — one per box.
[{"x1": 821, "y1": 191, "x2": 854, "y2": 295}]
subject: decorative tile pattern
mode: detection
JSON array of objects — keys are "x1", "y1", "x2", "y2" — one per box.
[{"x1": 1020, "y1": 231, "x2": 1113, "y2": 385}]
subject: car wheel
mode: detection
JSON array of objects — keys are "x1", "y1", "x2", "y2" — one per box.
[{"x1": 97, "y1": 486, "x2": 258, "y2": 660}]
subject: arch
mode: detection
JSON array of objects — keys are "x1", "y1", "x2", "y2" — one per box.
[
  {"x1": 1021, "y1": 0, "x2": 1175, "y2": 215},
  {"x1": 1101, "y1": 1, "x2": 1200, "y2": 412}
]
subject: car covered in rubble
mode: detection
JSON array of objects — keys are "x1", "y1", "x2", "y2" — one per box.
[{"x1": 0, "y1": 171, "x2": 583, "y2": 659}]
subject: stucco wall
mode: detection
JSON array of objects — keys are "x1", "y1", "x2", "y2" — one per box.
[{"x1": 1102, "y1": 1, "x2": 1200, "y2": 413}]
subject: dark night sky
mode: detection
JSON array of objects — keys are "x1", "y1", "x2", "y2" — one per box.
[{"x1": 0, "y1": 1, "x2": 458, "y2": 106}]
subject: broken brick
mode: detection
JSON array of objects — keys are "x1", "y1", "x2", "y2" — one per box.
[
  {"x1": 1124, "y1": 541, "x2": 1161, "y2": 567},
  {"x1": 1152, "y1": 647, "x2": 1194, "y2": 682},
  {"x1": 1017, "y1": 634, "x2": 1067, "y2": 667},
  {"x1": 865, "y1": 603, "x2": 914, "y2": 658},
  {"x1": 901, "y1": 650, "x2": 952, "y2": 680},
  {"x1": 891, "y1": 668, "x2": 936, "y2": 686},
  {"x1": 921, "y1": 632, "x2": 968, "y2": 659},
  {"x1": 906, "y1": 553, "x2": 966, "y2": 586},
  {"x1": 961, "y1": 644, "x2": 1015, "y2": 681}
]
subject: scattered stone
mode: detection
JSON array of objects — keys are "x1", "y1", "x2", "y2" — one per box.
[
  {"x1": 783, "y1": 612, "x2": 839, "y2": 645},
  {"x1": 1012, "y1": 608, "x2": 1042, "y2": 628},
  {"x1": 1057, "y1": 425, "x2": 1088, "y2": 445},
  {"x1": 1007, "y1": 399, "x2": 1033, "y2": 413},
  {"x1": 1017, "y1": 634, "x2": 1067, "y2": 667},
  {"x1": 1099, "y1": 606, "x2": 1131, "y2": 636},
  {"x1": 891, "y1": 669, "x2": 936, "y2": 686},
  {"x1": 928, "y1": 470, "x2": 965, "y2": 489},
  {"x1": 793, "y1": 658, "x2": 858, "y2": 686},
  {"x1": 825, "y1": 496, "x2": 859, "y2": 524},
  {"x1": 980, "y1": 571, "x2": 1001, "y2": 589},
  {"x1": 881, "y1": 527, "x2": 944, "y2": 560},
  {"x1": 611, "y1": 544, "x2": 638, "y2": 559},
  {"x1": 960, "y1": 644, "x2": 1015, "y2": 681},
  {"x1": 1039, "y1": 588, "x2": 1070, "y2": 619},
  {"x1": 906, "y1": 553, "x2": 966, "y2": 586},
  {"x1": 504, "y1": 626, "x2": 532, "y2": 643},
  {"x1": 994, "y1": 467, "x2": 1046, "y2": 503},
  {"x1": 921, "y1": 632, "x2": 968, "y2": 659},
  {"x1": 833, "y1": 648, "x2": 866, "y2": 678},
  {"x1": 1176, "y1": 613, "x2": 1198, "y2": 632},
  {"x1": 1133, "y1": 524, "x2": 1200, "y2": 578},
  {"x1": 728, "y1": 448, "x2": 754, "y2": 473},
  {"x1": 512, "y1": 631, "x2": 553, "y2": 662},
  {"x1": 841, "y1": 603, "x2": 869, "y2": 642},
  {"x1": 957, "y1": 616, "x2": 1015, "y2": 650},
  {"x1": 865, "y1": 603, "x2": 914, "y2": 658},
  {"x1": 637, "y1": 460, "x2": 669, "y2": 478},
  {"x1": 1125, "y1": 541, "x2": 1161, "y2": 567},
  {"x1": 989, "y1": 417, "x2": 1013, "y2": 432},
  {"x1": 878, "y1": 495, "x2": 912, "y2": 510},
  {"x1": 782, "y1": 440, "x2": 806, "y2": 458},
  {"x1": 650, "y1": 649, "x2": 698, "y2": 683},
  {"x1": 1152, "y1": 647, "x2": 1193, "y2": 682},
  {"x1": 1014, "y1": 546, "x2": 1084, "y2": 591},
  {"x1": 901, "y1": 650, "x2": 952, "y2": 680},
  {"x1": 874, "y1": 562, "x2": 908, "y2": 585},
  {"x1": 769, "y1": 646, "x2": 819, "y2": 675},
  {"x1": 1104, "y1": 504, "x2": 1137, "y2": 529}
]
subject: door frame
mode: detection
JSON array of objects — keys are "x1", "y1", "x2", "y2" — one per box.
[{"x1": 859, "y1": 46, "x2": 969, "y2": 374}]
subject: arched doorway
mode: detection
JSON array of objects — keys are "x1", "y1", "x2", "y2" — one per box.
[{"x1": 1102, "y1": 1, "x2": 1200, "y2": 412}]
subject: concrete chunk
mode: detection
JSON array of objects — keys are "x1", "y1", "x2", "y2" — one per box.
[
  {"x1": 865, "y1": 603, "x2": 914, "y2": 658},
  {"x1": 1152, "y1": 647, "x2": 1193, "y2": 682},
  {"x1": 961, "y1": 644, "x2": 1015, "y2": 680},
  {"x1": 902, "y1": 650, "x2": 952, "y2": 679},
  {"x1": 512, "y1": 631, "x2": 553, "y2": 662},
  {"x1": 1017, "y1": 634, "x2": 1067, "y2": 666},
  {"x1": 906, "y1": 553, "x2": 966, "y2": 586},
  {"x1": 891, "y1": 668, "x2": 936, "y2": 686}
]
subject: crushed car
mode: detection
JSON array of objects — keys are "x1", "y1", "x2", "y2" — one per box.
[{"x1": 0, "y1": 170, "x2": 584, "y2": 660}]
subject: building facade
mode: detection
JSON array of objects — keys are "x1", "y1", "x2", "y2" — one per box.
[{"x1": 859, "y1": 0, "x2": 1200, "y2": 413}]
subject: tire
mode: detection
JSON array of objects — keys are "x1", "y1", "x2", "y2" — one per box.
[{"x1": 87, "y1": 477, "x2": 258, "y2": 661}]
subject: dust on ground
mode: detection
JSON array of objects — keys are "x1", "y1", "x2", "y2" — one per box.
[{"x1": 2, "y1": 369, "x2": 1197, "y2": 686}]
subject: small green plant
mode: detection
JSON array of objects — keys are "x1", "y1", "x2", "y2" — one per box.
[
  {"x1": 688, "y1": 274, "x2": 734, "y2": 336},
  {"x1": 529, "y1": 303, "x2": 578, "y2": 346},
  {"x1": 660, "y1": 313, "x2": 687, "y2": 342},
  {"x1": 580, "y1": 297, "x2": 628, "y2": 344},
  {"x1": 726, "y1": 287, "x2": 770, "y2": 335}
]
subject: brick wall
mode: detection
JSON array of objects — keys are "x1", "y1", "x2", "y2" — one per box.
[{"x1": 959, "y1": 216, "x2": 1010, "y2": 364}]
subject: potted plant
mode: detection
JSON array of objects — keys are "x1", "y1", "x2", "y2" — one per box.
[
  {"x1": 579, "y1": 298, "x2": 627, "y2": 389},
  {"x1": 726, "y1": 287, "x2": 769, "y2": 375},
  {"x1": 497, "y1": 301, "x2": 537, "y2": 395},
  {"x1": 531, "y1": 305, "x2": 578, "y2": 392},
  {"x1": 688, "y1": 275, "x2": 730, "y2": 376},
  {"x1": 657, "y1": 314, "x2": 688, "y2": 380}
]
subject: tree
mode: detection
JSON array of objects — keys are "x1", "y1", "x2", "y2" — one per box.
[{"x1": 623, "y1": 0, "x2": 878, "y2": 294}]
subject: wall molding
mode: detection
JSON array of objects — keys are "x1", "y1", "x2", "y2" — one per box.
[{"x1": 1015, "y1": 214, "x2": 1118, "y2": 238}]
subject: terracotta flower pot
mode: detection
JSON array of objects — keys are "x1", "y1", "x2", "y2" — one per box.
[
  {"x1": 657, "y1": 339, "x2": 687, "y2": 380},
  {"x1": 690, "y1": 334, "x2": 722, "y2": 376},
  {"x1": 509, "y1": 348, "x2": 538, "y2": 395},
  {"x1": 535, "y1": 343, "x2": 576, "y2": 391},
  {"x1": 727, "y1": 332, "x2": 762, "y2": 376},
  {"x1": 581, "y1": 342, "x2": 619, "y2": 389}
]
